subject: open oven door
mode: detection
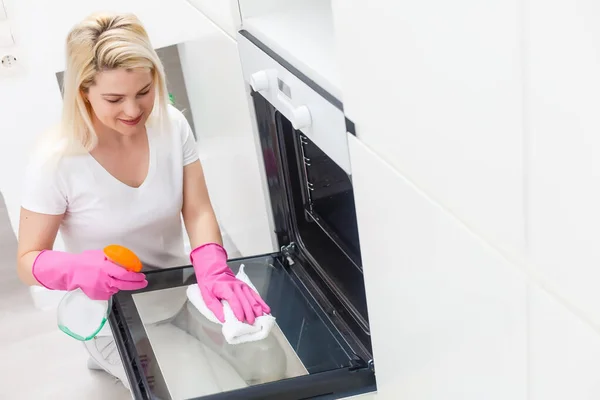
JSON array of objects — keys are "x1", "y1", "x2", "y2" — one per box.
[{"x1": 109, "y1": 252, "x2": 374, "y2": 400}]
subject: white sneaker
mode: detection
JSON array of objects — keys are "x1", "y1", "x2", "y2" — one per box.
[{"x1": 84, "y1": 335, "x2": 131, "y2": 390}]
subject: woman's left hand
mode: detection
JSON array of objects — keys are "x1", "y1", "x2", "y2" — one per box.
[{"x1": 190, "y1": 243, "x2": 270, "y2": 324}]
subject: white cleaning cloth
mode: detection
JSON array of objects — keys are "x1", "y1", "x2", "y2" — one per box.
[{"x1": 186, "y1": 264, "x2": 276, "y2": 345}]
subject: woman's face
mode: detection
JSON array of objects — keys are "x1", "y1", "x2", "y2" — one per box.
[{"x1": 85, "y1": 67, "x2": 156, "y2": 136}]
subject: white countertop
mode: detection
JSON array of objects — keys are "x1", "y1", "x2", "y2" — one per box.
[{"x1": 242, "y1": 0, "x2": 342, "y2": 100}]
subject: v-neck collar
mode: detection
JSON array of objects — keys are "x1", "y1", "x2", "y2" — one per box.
[{"x1": 87, "y1": 126, "x2": 156, "y2": 190}]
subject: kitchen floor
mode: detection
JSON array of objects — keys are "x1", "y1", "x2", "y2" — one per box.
[{"x1": 0, "y1": 193, "x2": 132, "y2": 399}]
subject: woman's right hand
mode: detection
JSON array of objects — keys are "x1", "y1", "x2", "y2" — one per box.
[{"x1": 32, "y1": 249, "x2": 148, "y2": 300}]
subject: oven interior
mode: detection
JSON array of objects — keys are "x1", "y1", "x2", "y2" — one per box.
[{"x1": 251, "y1": 91, "x2": 372, "y2": 361}]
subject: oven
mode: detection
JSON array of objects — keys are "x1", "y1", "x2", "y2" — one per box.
[{"x1": 108, "y1": 30, "x2": 375, "y2": 400}]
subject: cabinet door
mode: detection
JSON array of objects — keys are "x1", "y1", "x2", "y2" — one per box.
[
  {"x1": 185, "y1": 0, "x2": 242, "y2": 38},
  {"x1": 349, "y1": 135, "x2": 528, "y2": 400},
  {"x1": 529, "y1": 286, "x2": 600, "y2": 400},
  {"x1": 526, "y1": 0, "x2": 600, "y2": 329},
  {"x1": 332, "y1": 0, "x2": 524, "y2": 258},
  {"x1": 176, "y1": 15, "x2": 276, "y2": 257}
]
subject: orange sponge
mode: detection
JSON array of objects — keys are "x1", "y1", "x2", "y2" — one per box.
[{"x1": 103, "y1": 244, "x2": 143, "y2": 273}]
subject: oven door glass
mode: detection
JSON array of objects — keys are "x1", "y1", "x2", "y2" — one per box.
[{"x1": 109, "y1": 255, "x2": 375, "y2": 400}]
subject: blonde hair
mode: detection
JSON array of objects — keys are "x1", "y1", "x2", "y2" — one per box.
[{"x1": 43, "y1": 12, "x2": 169, "y2": 158}]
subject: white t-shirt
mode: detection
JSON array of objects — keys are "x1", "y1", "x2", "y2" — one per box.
[{"x1": 21, "y1": 105, "x2": 199, "y2": 269}]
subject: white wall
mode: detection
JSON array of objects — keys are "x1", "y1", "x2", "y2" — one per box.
[
  {"x1": 0, "y1": 0, "x2": 217, "y2": 240},
  {"x1": 334, "y1": 0, "x2": 600, "y2": 398}
]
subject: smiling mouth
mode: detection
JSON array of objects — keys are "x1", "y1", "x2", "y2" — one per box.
[{"x1": 119, "y1": 114, "x2": 143, "y2": 126}]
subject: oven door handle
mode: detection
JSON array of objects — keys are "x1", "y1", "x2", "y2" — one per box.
[
  {"x1": 278, "y1": 96, "x2": 312, "y2": 131},
  {"x1": 249, "y1": 69, "x2": 313, "y2": 132}
]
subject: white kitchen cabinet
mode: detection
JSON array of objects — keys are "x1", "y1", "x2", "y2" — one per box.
[
  {"x1": 526, "y1": 0, "x2": 600, "y2": 327},
  {"x1": 332, "y1": 0, "x2": 525, "y2": 259},
  {"x1": 176, "y1": 12, "x2": 276, "y2": 257},
  {"x1": 237, "y1": 0, "x2": 300, "y2": 19},
  {"x1": 348, "y1": 135, "x2": 528, "y2": 400},
  {"x1": 183, "y1": 0, "x2": 305, "y2": 40},
  {"x1": 238, "y1": 0, "x2": 341, "y2": 99},
  {"x1": 529, "y1": 286, "x2": 600, "y2": 399},
  {"x1": 185, "y1": 0, "x2": 241, "y2": 38}
]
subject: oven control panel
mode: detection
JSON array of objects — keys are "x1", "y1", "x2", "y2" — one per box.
[{"x1": 238, "y1": 32, "x2": 351, "y2": 175}]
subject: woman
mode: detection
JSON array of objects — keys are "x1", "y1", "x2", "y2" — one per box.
[{"x1": 16, "y1": 12, "x2": 270, "y2": 389}]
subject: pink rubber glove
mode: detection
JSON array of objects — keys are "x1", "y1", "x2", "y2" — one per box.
[
  {"x1": 190, "y1": 243, "x2": 270, "y2": 325},
  {"x1": 32, "y1": 249, "x2": 148, "y2": 301}
]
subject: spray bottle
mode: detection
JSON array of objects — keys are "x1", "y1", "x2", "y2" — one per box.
[{"x1": 56, "y1": 245, "x2": 142, "y2": 341}]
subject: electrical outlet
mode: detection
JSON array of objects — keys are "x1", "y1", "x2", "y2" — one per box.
[
  {"x1": 1, "y1": 53, "x2": 16, "y2": 68},
  {"x1": 0, "y1": 51, "x2": 22, "y2": 76}
]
